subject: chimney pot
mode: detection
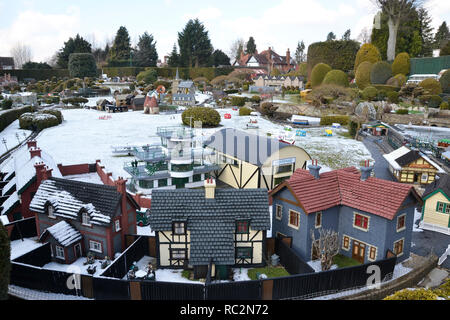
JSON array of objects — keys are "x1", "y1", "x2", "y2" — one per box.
[
  {"x1": 308, "y1": 160, "x2": 321, "y2": 179},
  {"x1": 204, "y1": 178, "x2": 216, "y2": 199},
  {"x1": 360, "y1": 160, "x2": 374, "y2": 181}
]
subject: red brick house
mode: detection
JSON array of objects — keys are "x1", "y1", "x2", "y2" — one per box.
[{"x1": 233, "y1": 47, "x2": 297, "y2": 74}]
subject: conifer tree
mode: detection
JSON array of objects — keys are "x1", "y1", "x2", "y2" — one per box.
[
  {"x1": 135, "y1": 32, "x2": 158, "y2": 67},
  {"x1": 177, "y1": 19, "x2": 213, "y2": 67}
]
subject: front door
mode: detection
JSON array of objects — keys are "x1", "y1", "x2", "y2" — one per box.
[
  {"x1": 74, "y1": 243, "x2": 82, "y2": 259},
  {"x1": 352, "y1": 240, "x2": 366, "y2": 264}
]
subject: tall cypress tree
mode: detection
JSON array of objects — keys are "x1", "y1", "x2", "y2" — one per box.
[
  {"x1": 178, "y1": 19, "x2": 213, "y2": 68},
  {"x1": 135, "y1": 32, "x2": 158, "y2": 67},
  {"x1": 0, "y1": 221, "x2": 10, "y2": 300},
  {"x1": 434, "y1": 22, "x2": 450, "y2": 50},
  {"x1": 417, "y1": 8, "x2": 434, "y2": 57},
  {"x1": 168, "y1": 44, "x2": 180, "y2": 67},
  {"x1": 246, "y1": 37, "x2": 257, "y2": 54},
  {"x1": 295, "y1": 41, "x2": 306, "y2": 64},
  {"x1": 109, "y1": 26, "x2": 132, "y2": 63},
  {"x1": 56, "y1": 34, "x2": 92, "y2": 69}
]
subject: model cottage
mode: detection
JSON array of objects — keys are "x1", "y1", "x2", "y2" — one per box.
[
  {"x1": 269, "y1": 162, "x2": 422, "y2": 264},
  {"x1": 420, "y1": 174, "x2": 450, "y2": 235},
  {"x1": 30, "y1": 175, "x2": 140, "y2": 264},
  {"x1": 149, "y1": 178, "x2": 271, "y2": 280}
]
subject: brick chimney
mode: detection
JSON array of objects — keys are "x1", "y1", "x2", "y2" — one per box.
[
  {"x1": 360, "y1": 160, "x2": 374, "y2": 181},
  {"x1": 42, "y1": 166, "x2": 53, "y2": 181},
  {"x1": 286, "y1": 48, "x2": 291, "y2": 68},
  {"x1": 34, "y1": 162, "x2": 46, "y2": 184},
  {"x1": 308, "y1": 160, "x2": 321, "y2": 179},
  {"x1": 204, "y1": 177, "x2": 216, "y2": 199},
  {"x1": 27, "y1": 140, "x2": 37, "y2": 149},
  {"x1": 115, "y1": 176, "x2": 127, "y2": 195},
  {"x1": 29, "y1": 147, "x2": 42, "y2": 159}
]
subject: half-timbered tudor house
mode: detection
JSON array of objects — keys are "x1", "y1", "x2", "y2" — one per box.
[{"x1": 149, "y1": 178, "x2": 271, "y2": 279}]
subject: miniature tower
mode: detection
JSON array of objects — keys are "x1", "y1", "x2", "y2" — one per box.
[{"x1": 172, "y1": 68, "x2": 181, "y2": 94}]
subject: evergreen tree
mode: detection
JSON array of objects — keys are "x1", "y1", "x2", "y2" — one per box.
[
  {"x1": 246, "y1": 37, "x2": 257, "y2": 54},
  {"x1": 342, "y1": 29, "x2": 351, "y2": 41},
  {"x1": 0, "y1": 221, "x2": 10, "y2": 300},
  {"x1": 417, "y1": 8, "x2": 434, "y2": 57},
  {"x1": 295, "y1": 41, "x2": 306, "y2": 64},
  {"x1": 434, "y1": 22, "x2": 450, "y2": 50},
  {"x1": 178, "y1": 19, "x2": 213, "y2": 67},
  {"x1": 211, "y1": 49, "x2": 231, "y2": 67},
  {"x1": 135, "y1": 32, "x2": 158, "y2": 67},
  {"x1": 56, "y1": 34, "x2": 92, "y2": 69},
  {"x1": 327, "y1": 32, "x2": 336, "y2": 41},
  {"x1": 168, "y1": 44, "x2": 180, "y2": 67},
  {"x1": 108, "y1": 26, "x2": 132, "y2": 63}
]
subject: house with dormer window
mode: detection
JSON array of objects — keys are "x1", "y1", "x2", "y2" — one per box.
[
  {"x1": 269, "y1": 162, "x2": 422, "y2": 264},
  {"x1": 149, "y1": 178, "x2": 271, "y2": 280}
]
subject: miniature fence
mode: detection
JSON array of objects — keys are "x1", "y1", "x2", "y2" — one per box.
[
  {"x1": 275, "y1": 239, "x2": 315, "y2": 275},
  {"x1": 6, "y1": 217, "x2": 38, "y2": 241}
]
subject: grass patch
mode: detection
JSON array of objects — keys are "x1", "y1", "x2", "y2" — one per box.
[
  {"x1": 181, "y1": 270, "x2": 191, "y2": 280},
  {"x1": 332, "y1": 254, "x2": 361, "y2": 268},
  {"x1": 247, "y1": 266, "x2": 290, "y2": 280}
]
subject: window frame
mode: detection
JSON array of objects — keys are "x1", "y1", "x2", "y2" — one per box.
[
  {"x1": 172, "y1": 222, "x2": 186, "y2": 235},
  {"x1": 275, "y1": 205, "x2": 283, "y2": 221},
  {"x1": 170, "y1": 248, "x2": 187, "y2": 260},
  {"x1": 353, "y1": 213, "x2": 370, "y2": 232},
  {"x1": 47, "y1": 205, "x2": 56, "y2": 219},
  {"x1": 236, "y1": 220, "x2": 250, "y2": 234},
  {"x1": 342, "y1": 235, "x2": 350, "y2": 251},
  {"x1": 315, "y1": 212, "x2": 322, "y2": 229},
  {"x1": 396, "y1": 214, "x2": 406, "y2": 232},
  {"x1": 55, "y1": 245, "x2": 65, "y2": 259},
  {"x1": 393, "y1": 238, "x2": 404, "y2": 257},
  {"x1": 115, "y1": 219, "x2": 121, "y2": 232},
  {"x1": 89, "y1": 240, "x2": 102, "y2": 254},
  {"x1": 236, "y1": 247, "x2": 253, "y2": 259},
  {"x1": 288, "y1": 210, "x2": 300, "y2": 230},
  {"x1": 82, "y1": 211, "x2": 91, "y2": 227},
  {"x1": 368, "y1": 246, "x2": 377, "y2": 262}
]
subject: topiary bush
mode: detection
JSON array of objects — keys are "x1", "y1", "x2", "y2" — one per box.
[
  {"x1": 354, "y1": 43, "x2": 381, "y2": 72},
  {"x1": 355, "y1": 61, "x2": 373, "y2": 89},
  {"x1": 419, "y1": 78, "x2": 443, "y2": 95},
  {"x1": 322, "y1": 70, "x2": 349, "y2": 87},
  {"x1": 231, "y1": 96, "x2": 248, "y2": 107},
  {"x1": 136, "y1": 69, "x2": 158, "y2": 84},
  {"x1": 439, "y1": 69, "x2": 450, "y2": 94},
  {"x1": 308, "y1": 84, "x2": 355, "y2": 106},
  {"x1": 419, "y1": 95, "x2": 443, "y2": 108},
  {"x1": 395, "y1": 73, "x2": 407, "y2": 87},
  {"x1": 392, "y1": 52, "x2": 410, "y2": 76},
  {"x1": 440, "y1": 101, "x2": 449, "y2": 110},
  {"x1": 320, "y1": 115, "x2": 350, "y2": 126},
  {"x1": 396, "y1": 109, "x2": 409, "y2": 114},
  {"x1": 362, "y1": 86, "x2": 378, "y2": 101},
  {"x1": 181, "y1": 107, "x2": 221, "y2": 128},
  {"x1": 40, "y1": 110, "x2": 63, "y2": 124},
  {"x1": 310, "y1": 63, "x2": 332, "y2": 88},
  {"x1": 372, "y1": 84, "x2": 399, "y2": 93},
  {"x1": 260, "y1": 102, "x2": 278, "y2": 117},
  {"x1": 370, "y1": 61, "x2": 392, "y2": 85},
  {"x1": 19, "y1": 113, "x2": 60, "y2": 131},
  {"x1": 387, "y1": 91, "x2": 400, "y2": 103},
  {"x1": 250, "y1": 95, "x2": 261, "y2": 104},
  {"x1": 384, "y1": 288, "x2": 438, "y2": 300},
  {"x1": 0, "y1": 220, "x2": 10, "y2": 300},
  {"x1": 239, "y1": 107, "x2": 252, "y2": 116}
]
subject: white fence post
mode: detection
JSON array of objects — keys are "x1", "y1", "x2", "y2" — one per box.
[{"x1": 438, "y1": 245, "x2": 450, "y2": 266}]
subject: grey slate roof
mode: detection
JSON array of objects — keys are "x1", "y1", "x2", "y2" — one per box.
[
  {"x1": 423, "y1": 174, "x2": 450, "y2": 198},
  {"x1": 149, "y1": 188, "x2": 270, "y2": 266},
  {"x1": 204, "y1": 128, "x2": 291, "y2": 166},
  {"x1": 396, "y1": 150, "x2": 422, "y2": 167}
]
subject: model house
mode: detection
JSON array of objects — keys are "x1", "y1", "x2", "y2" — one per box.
[
  {"x1": 420, "y1": 174, "x2": 450, "y2": 235},
  {"x1": 383, "y1": 146, "x2": 445, "y2": 185},
  {"x1": 233, "y1": 47, "x2": 297, "y2": 74},
  {"x1": 172, "y1": 68, "x2": 196, "y2": 106},
  {"x1": 269, "y1": 162, "x2": 422, "y2": 264},
  {"x1": 149, "y1": 178, "x2": 271, "y2": 279},
  {"x1": 30, "y1": 175, "x2": 140, "y2": 263},
  {"x1": 0, "y1": 57, "x2": 15, "y2": 70},
  {"x1": 253, "y1": 75, "x2": 304, "y2": 92},
  {"x1": 204, "y1": 128, "x2": 311, "y2": 190}
]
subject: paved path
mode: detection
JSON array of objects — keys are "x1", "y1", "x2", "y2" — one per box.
[{"x1": 362, "y1": 136, "x2": 395, "y2": 181}]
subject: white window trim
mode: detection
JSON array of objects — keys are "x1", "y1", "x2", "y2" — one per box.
[
  {"x1": 115, "y1": 220, "x2": 121, "y2": 232},
  {"x1": 368, "y1": 245, "x2": 378, "y2": 262},
  {"x1": 353, "y1": 212, "x2": 370, "y2": 232},
  {"x1": 48, "y1": 205, "x2": 56, "y2": 219},
  {"x1": 82, "y1": 211, "x2": 92, "y2": 227},
  {"x1": 315, "y1": 212, "x2": 322, "y2": 229},
  {"x1": 396, "y1": 213, "x2": 407, "y2": 232},
  {"x1": 288, "y1": 209, "x2": 300, "y2": 230},
  {"x1": 275, "y1": 205, "x2": 283, "y2": 221},
  {"x1": 89, "y1": 240, "x2": 102, "y2": 254},
  {"x1": 393, "y1": 238, "x2": 405, "y2": 257},
  {"x1": 55, "y1": 245, "x2": 65, "y2": 259},
  {"x1": 342, "y1": 235, "x2": 351, "y2": 251}
]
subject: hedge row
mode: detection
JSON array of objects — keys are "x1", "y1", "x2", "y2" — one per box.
[
  {"x1": 320, "y1": 115, "x2": 350, "y2": 126},
  {"x1": 19, "y1": 112, "x2": 61, "y2": 131},
  {"x1": 0, "y1": 106, "x2": 34, "y2": 132}
]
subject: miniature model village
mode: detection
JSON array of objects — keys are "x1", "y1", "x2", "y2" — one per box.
[{"x1": 1, "y1": 24, "x2": 450, "y2": 302}]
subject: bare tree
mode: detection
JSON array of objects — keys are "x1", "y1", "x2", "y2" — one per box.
[
  {"x1": 10, "y1": 43, "x2": 32, "y2": 69},
  {"x1": 373, "y1": 0, "x2": 422, "y2": 61},
  {"x1": 357, "y1": 27, "x2": 372, "y2": 44},
  {"x1": 229, "y1": 38, "x2": 245, "y2": 63},
  {"x1": 310, "y1": 228, "x2": 340, "y2": 271}
]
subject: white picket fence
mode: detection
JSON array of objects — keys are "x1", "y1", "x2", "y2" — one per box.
[{"x1": 438, "y1": 245, "x2": 450, "y2": 266}]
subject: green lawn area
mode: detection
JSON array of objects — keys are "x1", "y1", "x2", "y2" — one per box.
[
  {"x1": 247, "y1": 266, "x2": 290, "y2": 280},
  {"x1": 332, "y1": 254, "x2": 361, "y2": 268}
]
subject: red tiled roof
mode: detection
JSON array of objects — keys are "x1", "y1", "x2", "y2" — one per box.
[{"x1": 280, "y1": 167, "x2": 417, "y2": 220}]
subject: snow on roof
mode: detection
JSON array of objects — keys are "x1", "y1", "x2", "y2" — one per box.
[
  {"x1": 42, "y1": 221, "x2": 82, "y2": 247},
  {"x1": 15, "y1": 154, "x2": 62, "y2": 193},
  {"x1": 0, "y1": 157, "x2": 15, "y2": 175},
  {"x1": 0, "y1": 215, "x2": 9, "y2": 225},
  {"x1": 2, "y1": 177, "x2": 16, "y2": 196},
  {"x1": 383, "y1": 146, "x2": 445, "y2": 172},
  {"x1": 30, "y1": 180, "x2": 111, "y2": 225},
  {"x1": 420, "y1": 152, "x2": 446, "y2": 173},
  {"x1": 1, "y1": 191, "x2": 19, "y2": 216}
]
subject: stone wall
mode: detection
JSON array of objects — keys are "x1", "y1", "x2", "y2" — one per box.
[{"x1": 381, "y1": 113, "x2": 425, "y2": 125}]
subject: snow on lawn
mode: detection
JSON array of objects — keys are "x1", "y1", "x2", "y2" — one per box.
[
  {"x1": 10, "y1": 237, "x2": 44, "y2": 260},
  {"x1": 9, "y1": 285, "x2": 92, "y2": 300},
  {"x1": 43, "y1": 257, "x2": 107, "y2": 277},
  {"x1": 0, "y1": 119, "x2": 32, "y2": 154},
  {"x1": 307, "y1": 260, "x2": 338, "y2": 273},
  {"x1": 15, "y1": 107, "x2": 373, "y2": 183},
  {"x1": 413, "y1": 209, "x2": 424, "y2": 232},
  {"x1": 233, "y1": 268, "x2": 251, "y2": 281}
]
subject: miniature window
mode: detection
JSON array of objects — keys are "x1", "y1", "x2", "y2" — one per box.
[
  {"x1": 115, "y1": 220, "x2": 121, "y2": 232},
  {"x1": 173, "y1": 222, "x2": 186, "y2": 235},
  {"x1": 436, "y1": 202, "x2": 446, "y2": 213},
  {"x1": 288, "y1": 210, "x2": 300, "y2": 229},
  {"x1": 343, "y1": 236, "x2": 350, "y2": 250},
  {"x1": 82, "y1": 211, "x2": 91, "y2": 226},
  {"x1": 47, "y1": 205, "x2": 56, "y2": 219},
  {"x1": 171, "y1": 249, "x2": 186, "y2": 259},
  {"x1": 236, "y1": 247, "x2": 252, "y2": 259},
  {"x1": 89, "y1": 240, "x2": 102, "y2": 253},
  {"x1": 236, "y1": 221, "x2": 249, "y2": 234},
  {"x1": 397, "y1": 214, "x2": 406, "y2": 232},
  {"x1": 276, "y1": 164, "x2": 293, "y2": 174},
  {"x1": 276, "y1": 205, "x2": 283, "y2": 220},
  {"x1": 369, "y1": 246, "x2": 377, "y2": 261},
  {"x1": 354, "y1": 213, "x2": 369, "y2": 231},
  {"x1": 315, "y1": 212, "x2": 322, "y2": 228},
  {"x1": 446, "y1": 204, "x2": 450, "y2": 215},
  {"x1": 55, "y1": 246, "x2": 65, "y2": 259},
  {"x1": 394, "y1": 239, "x2": 404, "y2": 256}
]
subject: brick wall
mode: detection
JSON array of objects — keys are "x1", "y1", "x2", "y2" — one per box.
[{"x1": 58, "y1": 163, "x2": 91, "y2": 176}]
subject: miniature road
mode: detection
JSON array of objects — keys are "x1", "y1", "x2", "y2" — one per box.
[{"x1": 363, "y1": 135, "x2": 450, "y2": 270}]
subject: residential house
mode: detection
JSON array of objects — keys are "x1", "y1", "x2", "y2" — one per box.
[
  {"x1": 383, "y1": 146, "x2": 445, "y2": 185},
  {"x1": 0, "y1": 57, "x2": 15, "y2": 70},
  {"x1": 204, "y1": 128, "x2": 311, "y2": 190},
  {"x1": 420, "y1": 174, "x2": 450, "y2": 235},
  {"x1": 131, "y1": 95, "x2": 146, "y2": 111},
  {"x1": 149, "y1": 178, "x2": 271, "y2": 279},
  {"x1": 252, "y1": 75, "x2": 304, "y2": 92},
  {"x1": 233, "y1": 48, "x2": 297, "y2": 74},
  {"x1": 0, "y1": 73, "x2": 18, "y2": 87},
  {"x1": 269, "y1": 163, "x2": 422, "y2": 264},
  {"x1": 143, "y1": 93, "x2": 159, "y2": 114},
  {"x1": 30, "y1": 175, "x2": 140, "y2": 263}
]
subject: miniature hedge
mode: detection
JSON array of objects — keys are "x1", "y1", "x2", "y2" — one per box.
[
  {"x1": 320, "y1": 115, "x2": 350, "y2": 126},
  {"x1": 310, "y1": 63, "x2": 332, "y2": 88},
  {"x1": 370, "y1": 61, "x2": 392, "y2": 85},
  {"x1": 322, "y1": 70, "x2": 349, "y2": 87},
  {"x1": 0, "y1": 106, "x2": 34, "y2": 132},
  {"x1": 355, "y1": 61, "x2": 373, "y2": 89},
  {"x1": 181, "y1": 107, "x2": 221, "y2": 128},
  {"x1": 419, "y1": 78, "x2": 443, "y2": 95},
  {"x1": 439, "y1": 69, "x2": 450, "y2": 94},
  {"x1": 136, "y1": 69, "x2": 158, "y2": 84},
  {"x1": 19, "y1": 112, "x2": 60, "y2": 131},
  {"x1": 239, "y1": 107, "x2": 252, "y2": 116},
  {"x1": 354, "y1": 43, "x2": 381, "y2": 72},
  {"x1": 392, "y1": 52, "x2": 410, "y2": 76},
  {"x1": 440, "y1": 101, "x2": 449, "y2": 110},
  {"x1": 419, "y1": 95, "x2": 443, "y2": 108},
  {"x1": 231, "y1": 96, "x2": 248, "y2": 107},
  {"x1": 40, "y1": 110, "x2": 63, "y2": 124},
  {"x1": 0, "y1": 221, "x2": 10, "y2": 300},
  {"x1": 362, "y1": 86, "x2": 378, "y2": 101},
  {"x1": 384, "y1": 288, "x2": 439, "y2": 300},
  {"x1": 68, "y1": 53, "x2": 98, "y2": 78},
  {"x1": 387, "y1": 91, "x2": 400, "y2": 103},
  {"x1": 396, "y1": 109, "x2": 409, "y2": 114}
]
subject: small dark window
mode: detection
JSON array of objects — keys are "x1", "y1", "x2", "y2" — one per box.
[
  {"x1": 236, "y1": 247, "x2": 252, "y2": 259},
  {"x1": 236, "y1": 221, "x2": 249, "y2": 234},
  {"x1": 173, "y1": 222, "x2": 186, "y2": 235}
]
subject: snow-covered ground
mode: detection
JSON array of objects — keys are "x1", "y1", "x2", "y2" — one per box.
[
  {"x1": 307, "y1": 260, "x2": 338, "y2": 272},
  {"x1": 0, "y1": 119, "x2": 32, "y2": 154},
  {"x1": 413, "y1": 209, "x2": 424, "y2": 232},
  {"x1": 10, "y1": 237, "x2": 44, "y2": 260},
  {"x1": 136, "y1": 225, "x2": 155, "y2": 236},
  {"x1": 43, "y1": 257, "x2": 106, "y2": 277},
  {"x1": 12, "y1": 108, "x2": 372, "y2": 182},
  {"x1": 9, "y1": 285, "x2": 92, "y2": 300},
  {"x1": 64, "y1": 172, "x2": 103, "y2": 185}
]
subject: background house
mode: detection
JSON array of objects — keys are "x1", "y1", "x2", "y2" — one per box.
[
  {"x1": 0, "y1": 57, "x2": 15, "y2": 70},
  {"x1": 269, "y1": 163, "x2": 422, "y2": 264},
  {"x1": 233, "y1": 47, "x2": 297, "y2": 74},
  {"x1": 420, "y1": 174, "x2": 450, "y2": 235},
  {"x1": 149, "y1": 179, "x2": 270, "y2": 280}
]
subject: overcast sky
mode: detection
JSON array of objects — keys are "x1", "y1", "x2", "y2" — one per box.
[{"x1": 0, "y1": 0, "x2": 449, "y2": 63}]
